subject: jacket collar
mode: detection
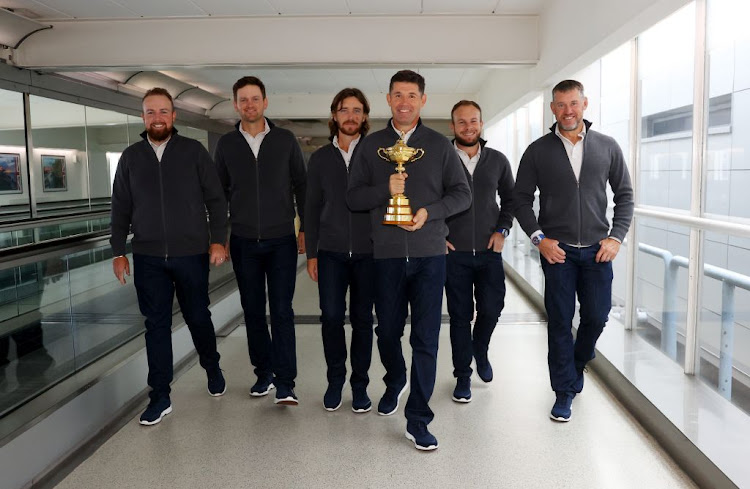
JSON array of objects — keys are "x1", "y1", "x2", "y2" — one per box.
[
  {"x1": 234, "y1": 117, "x2": 276, "y2": 132},
  {"x1": 386, "y1": 118, "x2": 423, "y2": 138},
  {"x1": 548, "y1": 119, "x2": 593, "y2": 133}
]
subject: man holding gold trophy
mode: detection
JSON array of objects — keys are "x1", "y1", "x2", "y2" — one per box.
[{"x1": 347, "y1": 70, "x2": 471, "y2": 451}]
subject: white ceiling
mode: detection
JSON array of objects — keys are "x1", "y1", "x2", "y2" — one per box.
[
  {"x1": 2, "y1": 0, "x2": 545, "y2": 19},
  {"x1": 1, "y1": 0, "x2": 545, "y2": 130}
]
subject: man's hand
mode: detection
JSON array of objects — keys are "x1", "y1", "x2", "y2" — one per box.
[
  {"x1": 446, "y1": 240, "x2": 455, "y2": 253},
  {"x1": 113, "y1": 256, "x2": 130, "y2": 284},
  {"x1": 538, "y1": 237, "x2": 566, "y2": 264},
  {"x1": 487, "y1": 232, "x2": 506, "y2": 253},
  {"x1": 399, "y1": 208, "x2": 428, "y2": 232},
  {"x1": 209, "y1": 243, "x2": 227, "y2": 266},
  {"x1": 307, "y1": 257, "x2": 318, "y2": 282},
  {"x1": 297, "y1": 232, "x2": 306, "y2": 255},
  {"x1": 596, "y1": 237, "x2": 621, "y2": 263},
  {"x1": 389, "y1": 172, "x2": 407, "y2": 196}
]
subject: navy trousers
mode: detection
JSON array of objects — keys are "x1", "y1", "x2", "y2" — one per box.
[
  {"x1": 540, "y1": 243, "x2": 613, "y2": 394},
  {"x1": 375, "y1": 255, "x2": 445, "y2": 425},
  {"x1": 445, "y1": 250, "x2": 506, "y2": 378},
  {"x1": 134, "y1": 253, "x2": 220, "y2": 403},
  {"x1": 230, "y1": 234, "x2": 298, "y2": 388},
  {"x1": 317, "y1": 250, "x2": 374, "y2": 390}
]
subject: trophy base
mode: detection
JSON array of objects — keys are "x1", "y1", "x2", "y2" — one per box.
[{"x1": 382, "y1": 194, "x2": 413, "y2": 226}]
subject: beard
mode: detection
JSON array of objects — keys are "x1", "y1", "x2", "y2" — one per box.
[
  {"x1": 147, "y1": 124, "x2": 172, "y2": 142},
  {"x1": 338, "y1": 122, "x2": 362, "y2": 137},
  {"x1": 455, "y1": 133, "x2": 480, "y2": 148}
]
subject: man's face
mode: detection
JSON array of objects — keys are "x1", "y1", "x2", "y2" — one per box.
[
  {"x1": 550, "y1": 89, "x2": 588, "y2": 132},
  {"x1": 141, "y1": 95, "x2": 176, "y2": 142},
  {"x1": 451, "y1": 105, "x2": 483, "y2": 147},
  {"x1": 234, "y1": 84, "x2": 268, "y2": 124},
  {"x1": 386, "y1": 81, "x2": 426, "y2": 129},
  {"x1": 333, "y1": 96, "x2": 366, "y2": 137}
]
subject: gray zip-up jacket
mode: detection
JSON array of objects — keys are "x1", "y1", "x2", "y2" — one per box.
[
  {"x1": 514, "y1": 120, "x2": 634, "y2": 245},
  {"x1": 446, "y1": 140, "x2": 515, "y2": 252},
  {"x1": 305, "y1": 142, "x2": 372, "y2": 258},
  {"x1": 110, "y1": 129, "x2": 227, "y2": 258},
  {"x1": 346, "y1": 120, "x2": 471, "y2": 259}
]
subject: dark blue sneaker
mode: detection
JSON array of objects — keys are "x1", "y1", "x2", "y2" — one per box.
[
  {"x1": 139, "y1": 398, "x2": 172, "y2": 426},
  {"x1": 405, "y1": 421, "x2": 438, "y2": 451},
  {"x1": 351, "y1": 387, "x2": 372, "y2": 413},
  {"x1": 452, "y1": 377, "x2": 472, "y2": 403},
  {"x1": 475, "y1": 357, "x2": 493, "y2": 383},
  {"x1": 207, "y1": 367, "x2": 226, "y2": 397},
  {"x1": 274, "y1": 384, "x2": 299, "y2": 406},
  {"x1": 377, "y1": 382, "x2": 408, "y2": 416},
  {"x1": 323, "y1": 384, "x2": 343, "y2": 411},
  {"x1": 249, "y1": 376, "x2": 275, "y2": 397},
  {"x1": 550, "y1": 392, "x2": 574, "y2": 422}
]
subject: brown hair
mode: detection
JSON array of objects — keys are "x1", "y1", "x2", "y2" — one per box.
[
  {"x1": 389, "y1": 70, "x2": 425, "y2": 94},
  {"x1": 142, "y1": 87, "x2": 174, "y2": 110},
  {"x1": 450, "y1": 100, "x2": 482, "y2": 122},
  {"x1": 233, "y1": 76, "x2": 266, "y2": 100},
  {"x1": 328, "y1": 88, "x2": 370, "y2": 140}
]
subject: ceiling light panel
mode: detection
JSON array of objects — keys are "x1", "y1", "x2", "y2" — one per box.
[
  {"x1": 188, "y1": 0, "x2": 277, "y2": 16},
  {"x1": 113, "y1": 0, "x2": 208, "y2": 17},
  {"x1": 30, "y1": 0, "x2": 137, "y2": 18},
  {"x1": 266, "y1": 0, "x2": 349, "y2": 15},
  {"x1": 347, "y1": 0, "x2": 421, "y2": 14},
  {"x1": 422, "y1": 0, "x2": 497, "y2": 14}
]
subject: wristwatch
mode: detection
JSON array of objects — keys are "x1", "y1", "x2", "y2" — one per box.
[
  {"x1": 497, "y1": 228, "x2": 510, "y2": 238},
  {"x1": 531, "y1": 233, "x2": 546, "y2": 246}
]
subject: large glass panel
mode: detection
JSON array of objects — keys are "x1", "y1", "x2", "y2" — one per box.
[
  {"x1": 634, "y1": 217, "x2": 690, "y2": 367},
  {"x1": 0, "y1": 256, "x2": 74, "y2": 416},
  {"x1": 638, "y1": 4, "x2": 695, "y2": 211},
  {"x1": 85, "y1": 107, "x2": 129, "y2": 212},
  {"x1": 0, "y1": 89, "x2": 30, "y2": 221},
  {"x1": 700, "y1": 231, "x2": 750, "y2": 414},
  {"x1": 29, "y1": 96, "x2": 90, "y2": 216},
  {"x1": 175, "y1": 125, "x2": 209, "y2": 149},
  {"x1": 705, "y1": 0, "x2": 750, "y2": 222}
]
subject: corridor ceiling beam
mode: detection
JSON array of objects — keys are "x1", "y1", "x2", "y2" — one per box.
[{"x1": 12, "y1": 15, "x2": 538, "y2": 69}]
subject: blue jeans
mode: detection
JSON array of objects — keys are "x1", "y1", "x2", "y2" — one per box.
[
  {"x1": 445, "y1": 250, "x2": 506, "y2": 378},
  {"x1": 375, "y1": 255, "x2": 445, "y2": 425},
  {"x1": 540, "y1": 243, "x2": 613, "y2": 394},
  {"x1": 317, "y1": 250, "x2": 374, "y2": 390},
  {"x1": 133, "y1": 253, "x2": 220, "y2": 403},
  {"x1": 230, "y1": 234, "x2": 298, "y2": 388}
]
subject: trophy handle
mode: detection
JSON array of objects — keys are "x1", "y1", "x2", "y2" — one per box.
[
  {"x1": 411, "y1": 148, "x2": 425, "y2": 162},
  {"x1": 377, "y1": 148, "x2": 390, "y2": 161}
]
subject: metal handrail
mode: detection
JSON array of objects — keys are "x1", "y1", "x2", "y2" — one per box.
[{"x1": 638, "y1": 242, "x2": 750, "y2": 399}]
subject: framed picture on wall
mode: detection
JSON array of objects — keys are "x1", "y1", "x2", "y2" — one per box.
[
  {"x1": 41, "y1": 155, "x2": 67, "y2": 192},
  {"x1": 0, "y1": 153, "x2": 22, "y2": 194}
]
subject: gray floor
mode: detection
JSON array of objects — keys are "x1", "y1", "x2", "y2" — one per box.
[{"x1": 55, "y1": 279, "x2": 696, "y2": 489}]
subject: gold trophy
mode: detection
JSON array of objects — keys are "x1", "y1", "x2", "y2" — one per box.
[{"x1": 377, "y1": 132, "x2": 425, "y2": 225}]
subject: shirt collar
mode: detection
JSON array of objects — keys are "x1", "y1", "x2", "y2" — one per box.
[
  {"x1": 453, "y1": 141, "x2": 481, "y2": 160},
  {"x1": 239, "y1": 118, "x2": 270, "y2": 139},
  {"x1": 554, "y1": 122, "x2": 587, "y2": 141},
  {"x1": 333, "y1": 134, "x2": 361, "y2": 152}
]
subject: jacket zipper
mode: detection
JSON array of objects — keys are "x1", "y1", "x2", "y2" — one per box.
[
  {"x1": 157, "y1": 157, "x2": 169, "y2": 259},
  {"x1": 469, "y1": 171, "x2": 476, "y2": 256},
  {"x1": 255, "y1": 154, "x2": 261, "y2": 242},
  {"x1": 346, "y1": 152, "x2": 352, "y2": 258}
]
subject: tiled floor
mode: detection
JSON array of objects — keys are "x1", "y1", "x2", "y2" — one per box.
[{"x1": 54, "y1": 279, "x2": 696, "y2": 489}]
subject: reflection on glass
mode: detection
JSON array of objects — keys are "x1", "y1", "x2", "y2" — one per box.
[
  {"x1": 699, "y1": 231, "x2": 750, "y2": 415},
  {"x1": 0, "y1": 89, "x2": 30, "y2": 221},
  {"x1": 175, "y1": 125, "x2": 209, "y2": 150},
  {"x1": 85, "y1": 107, "x2": 129, "y2": 211},
  {"x1": 634, "y1": 217, "x2": 690, "y2": 367},
  {"x1": 638, "y1": 4, "x2": 695, "y2": 210},
  {"x1": 30, "y1": 96, "x2": 89, "y2": 216}
]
